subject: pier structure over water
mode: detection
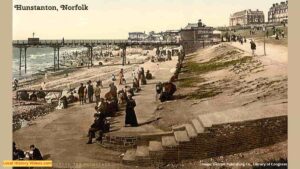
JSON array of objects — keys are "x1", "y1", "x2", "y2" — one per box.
[{"x1": 13, "y1": 39, "x2": 181, "y2": 75}]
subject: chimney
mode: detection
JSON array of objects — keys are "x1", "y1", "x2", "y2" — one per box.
[{"x1": 198, "y1": 19, "x2": 203, "y2": 27}]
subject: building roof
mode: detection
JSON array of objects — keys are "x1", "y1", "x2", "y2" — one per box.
[
  {"x1": 184, "y1": 23, "x2": 198, "y2": 29},
  {"x1": 231, "y1": 9, "x2": 264, "y2": 17},
  {"x1": 128, "y1": 32, "x2": 146, "y2": 35},
  {"x1": 270, "y1": 1, "x2": 288, "y2": 10},
  {"x1": 165, "y1": 30, "x2": 180, "y2": 33}
]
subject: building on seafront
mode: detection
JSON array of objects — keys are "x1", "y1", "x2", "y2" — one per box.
[
  {"x1": 229, "y1": 9, "x2": 265, "y2": 26},
  {"x1": 162, "y1": 30, "x2": 181, "y2": 42},
  {"x1": 128, "y1": 32, "x2": 147, "y2": 41},
  {"x1": 180, "y1": 19, "x2": 214, "y2": 42},
  {"x1": 268, "y1": 1, "x2": 288, "y2": 23}
]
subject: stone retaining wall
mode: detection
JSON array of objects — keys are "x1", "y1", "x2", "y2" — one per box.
[
  {"x1": 122, "y1": 115, "x2": 287, "y2": 166},
  {"x1": 182, "y1": 41, "x2": 216, "y2": 54},
  {"x1": 162, "y1": 115, "x2": 287, "y2": 162}
]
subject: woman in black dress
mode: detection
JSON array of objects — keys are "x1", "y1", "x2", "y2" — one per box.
[{"x1": 125, "y1": 95, "x2": 138, "y2": 127}]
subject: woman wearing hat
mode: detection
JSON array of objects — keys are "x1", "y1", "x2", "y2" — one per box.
[{"x1": 125, "y1": 94, "x2": 138, "y2": 127}]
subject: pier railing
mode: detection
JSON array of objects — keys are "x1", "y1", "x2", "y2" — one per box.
[{"x1": 13, "y1": 39, "x2": 181, "y2": 47}]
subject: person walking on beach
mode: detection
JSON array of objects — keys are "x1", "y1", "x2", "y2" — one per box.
[
  {"x1": 250, "y1": 39, "x2": 256, "y2": 56},
  {"x1": 78, "y1": 83, "x2": 85, "y2": 105},
  {"x1": 94, "y1": 83, "x2": 101, "y2": 105},
  {"x1": 125, "y1": 94, "x2": 138, "y2": 127},
  {"x1": 87, "y1": 81, "x2": 94, "y2": 103}
]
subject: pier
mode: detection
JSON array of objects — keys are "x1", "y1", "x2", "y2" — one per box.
[{"x1": 13, "y1": 39, "x2": 181, "y2": 74}]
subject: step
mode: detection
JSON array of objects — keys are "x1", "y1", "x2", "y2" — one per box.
[
  {"x1": 198, "y1": 115, "x2": 213, "y2": 128},
  {"x1": 183, "y1": 123, "x2": 198, "y2": 138},
  {"x1": 149, "y1": 141, "x2": 163, "y2": 152},
  {"x1": 123, "y1": 149, "x2": 136, "y2": 162},
  {"x1": 174, "y1": 130, "x2": 190, "y2": 143},
  {"x1": 191, "y1": 119, "x2": 204, "y2": 134},
  {"x1": 172, "y1": 124, "x2": 186, "y2": 131},
  {"x1": 136, "y1": 145, "x2": 150, "y2": 158},
  {"x1": 162, "y1": 135, "x2": 179, "y2": 147}
]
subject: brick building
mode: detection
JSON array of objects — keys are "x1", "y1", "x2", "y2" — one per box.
[
  {"x1": 229, "y1": 9, "x2": 265, "y2": 26},
  {"x1": 268, "y1": 1, "x2": 288, "y2": 23}
]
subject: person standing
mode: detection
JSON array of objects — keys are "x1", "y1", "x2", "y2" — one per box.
[
  {"x1": 83, "y1": 85, "x2": 88, "y2": 104},
  {"x1": 125, "y1": 95, "x2": 138, "y2": 127},
  {"x1": 87, "y1": 81, "x2": 94, "y2": 103},
  {"x1": 94, "y1": 83, "x2": 101, "y2": 105},
  {"x1": 78, "y1": 83, "x2": 85, "y2": 105},
  {"x1": 281, "y1": 31, "x2": 285, "y2": 38},
  {"x1": 250, "y1": 40, "x2": 256, "y2": 56},
  {"x1": 119, "y1": 68, "x2": 124, "y2": 85}
]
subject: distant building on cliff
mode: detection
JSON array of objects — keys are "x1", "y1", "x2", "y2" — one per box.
[
  {"x1": 268, "y1": 1, "x2": 288, "y2": 23},
  {"x1": 128, "y1": 32, "x2": 147, "y2": 41},
  {"x1": 229, "y1": 9, "x2": 265, "y2": 26},
  {"x1": 180, "y1": 19, "x2": 214, "y2": 41}
]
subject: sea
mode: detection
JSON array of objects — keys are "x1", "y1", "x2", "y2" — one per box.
[{"x1": 12, "y1": 47, "x2": 86, "y2": 80}]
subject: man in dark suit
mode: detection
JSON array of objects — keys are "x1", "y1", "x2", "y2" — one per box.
[
  {"x1": 78, "y1": 83, "x2": 85, "y2": 105},
  {"x1": 86, "y1": 113, "x2": 106, "y2": 144},
  {"x1": 30, "y1": 145, "x2": 43, "y2": 160}
]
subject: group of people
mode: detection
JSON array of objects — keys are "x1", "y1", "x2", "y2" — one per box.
[
  {"x1": 78, "y1": 80, "x2": 103, "y2": 105},
  {"x1": 13, "y1": 142, "x2": 43, "y2": 160},
  {"x1": 132, "y1": 67, "x2": 148, "y2": 92},
  {"x1": 86, "y1": 81, "x2": 138, "y2": 144},
  {"x1": 18, "y1": 88, "x2": 46, "y2": 102}
]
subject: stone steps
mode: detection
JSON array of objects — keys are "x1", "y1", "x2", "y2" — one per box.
[
  {"x1": 121, "y1": 114, "x2": 287, "y2": 166},
  {"x1": 122, "y1": 117, "x2": 206, "y2": 165},
  {"x1": 162, "y1": 135, "x2": 179, "y2": 147},
  {"x1": 135, "y1": 145, "x2": 151, "y2": 166},
  {"x1": 136, "y1": 145, "x2": 150, "y2": 157},
  {"x1": 191, "y1": 118, "x2": 205, "y2": 134},
  {"x1": 148, "y1": 140, "x2": 163, "y2": 152},
  {"x1": 183, "y1": 123, "x2": 198, "y2": 138},
  {"x1": 174, "y1": 130, "x2": 190, "y2": 143},
  {"x1": 122, "y1": 149, "x2": 136, "y2": 165}
]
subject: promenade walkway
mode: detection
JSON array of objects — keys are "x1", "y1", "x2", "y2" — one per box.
[{"x1": 13, "y1": 56, "x2": 177, "y2": 165}]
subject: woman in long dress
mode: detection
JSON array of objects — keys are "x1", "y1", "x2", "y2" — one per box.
[{"x1": 125, "y1": 95, "x2": 138, "y2": 127}]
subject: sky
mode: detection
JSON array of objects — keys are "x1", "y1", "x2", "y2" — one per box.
[{"x1": 13, "y1": 0, "x2": 282, "y2": 40}]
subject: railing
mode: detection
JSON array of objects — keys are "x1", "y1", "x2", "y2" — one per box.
[{"x1": 12, "y1": 39, "x2": 180, "y2": 46}]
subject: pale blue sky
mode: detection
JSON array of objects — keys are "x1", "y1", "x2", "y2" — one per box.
[{"x1": 13, "y1": 0, "x2": 283, "y2": 39}]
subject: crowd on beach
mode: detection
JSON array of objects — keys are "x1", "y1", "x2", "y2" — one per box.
[{"x1": 13, "y1": 47, "x2": 184, "y2": 152}]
